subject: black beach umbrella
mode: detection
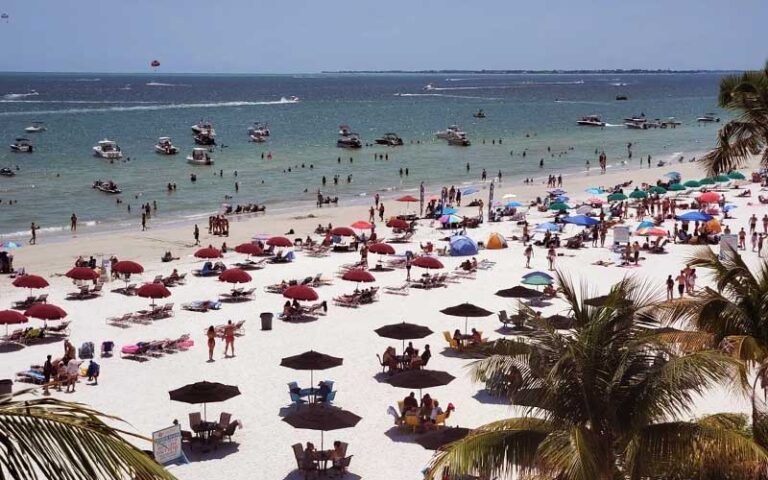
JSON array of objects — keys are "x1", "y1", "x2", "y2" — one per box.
[
  {"x1": 280, "y1": 350, "x2": 343, "y2": 391},
  {"x1": 585, "y1": 294, "x2": 631, "y2": 308},
  {"x1": 387, "y1": 369, "x2": 455, "y2": 398},
  {"x1": 375, "y1": 322, "x2": 433, "y2": 351},
  {"x1": 495, "y1": 286, "x2": 544, "y2": 299},
  {"x1": 415, "y1": 427, "x2": 472, "y2": 450},
  {"x1": 545, "y1": 314, "x2": 575, "y2": 330},
  {"x1": 169, "y1": 381, "x2": 241, "y2": 420},
  {"x1": 440, "y1": 302, "x2": 493, "y2": 335},
  {"x1": 283, "y1": 404, "x2": 361, "y2": 450}
]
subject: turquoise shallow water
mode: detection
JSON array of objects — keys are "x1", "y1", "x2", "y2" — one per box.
[{"x1": 0, "y1": 72, "x2": 727, "y2": 237}]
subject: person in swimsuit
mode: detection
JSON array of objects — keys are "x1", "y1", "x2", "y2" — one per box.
[
  {"x1": 206, "y1": 325, "x2": 216, "y2": 362},
  {"x1": 224, "y1": 320, "x2": 235, "y2": 357}
]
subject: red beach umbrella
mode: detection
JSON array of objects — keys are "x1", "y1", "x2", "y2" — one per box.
[
  {"x1": 195, "y1": 247, "x2": 222, "y2": 259},
  {"x1": 698, "y1": 192, "x2": 720, "y2": 203},
  {"x1": 283, "y1": 285, "x2": 319, "y2": 302},
  {"x1": 25, "y1": 303, "x2": 67, "y2": 321},
  {"x1": 342, "y1": 269, "x2": 376, "y2": 283},
  {"x1": 397, "y1": 195, "x2": 418, "y2": 203},
  {"x1": 412, "y1": 256, "x2": 443, "y2": 270},
  {"x1": 0, "y1": 309, "x2": 27, "y2": 335},
  {"x1": 267, "y1": 236, "x2": 293, "y2": 248},
  {"x1": 136, "y1": 282, "x2": 171, "y2": 307},
  {"x1": 65, "y1": 267, "x2": 99, "y2": 281},
  {"x1": 368, "y1": 242, "x2": 395, "y2": 255},
  {"x1": 330, "y1": 227, "x2": 355, "y2": 237},
  {"x1": 386, "y1": 218, "x2": 409, "y2": 230},
  {"x1": 12, "y1": 274, "x2": 49, "y2": 289},
  {"x1": 219, "y1": 268, "x2": 252, "y2": 284},
  {"x1": 350, "y1": 221, "x2": 373, "y2": 230},
  {"x1": 234, "y1": 243, "x2": 263, "y2": 256},
  {"x1": 113, "y1": 260, "x2": 144, "y2": 275}
]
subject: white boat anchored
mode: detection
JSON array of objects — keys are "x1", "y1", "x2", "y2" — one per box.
[
  {"x1": 24, "y1": 122, "x2": 46, "y2": 133},
  {"x1": 187, "y1": 148, "x2": 214, "y2": 166},
  {"x1": 9, "y1": 138, "x2": 33, "y2": 153},
  {"x1": 93, "y1": 139, "x2": 123, "y2": 159},
  {"x1": 577, "y1": 115, "x2": 606, "y2": 127},
  {"x1": 191, "y1": 121, "x2": 216, "y2": 136},
  {"x1": 697, "y1": 113, "x2": 720, "y2": 123},
  {"x1": 155, "y1": 137, "x2": 179, "y2": 155},
  {"x1": 247, "y1": 122, "x2": 270, "y2": 137},
  {"x1": 436, "y1": 125, "x2": 471, "y2": 146},
  {"x1": 92, "y1": 179, "x2": 121, "y2": 194},
  {"x1": 337, "y1": 125, "x2": 362, "y2": 149}
]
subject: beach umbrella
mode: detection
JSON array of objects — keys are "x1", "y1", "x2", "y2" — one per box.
[
  {"x1": 699, "y1": 177, "x2": 716, "y2": 185},
  {"x1": 723, "y1": 204, "x2": 738, "y2": 212},
  {"x1": 535, "y1": 222, "x2": 560, "y2": 232},
  {"x1": 563, "y1": 215, "x2": 599, "y2": 227},
  {"x1": 416, "y1": 427, "x2": 471, "y2": 450},
  {"x1": 412, "y1": 256, "x2": 443, "y2": 270},
  {"x1": 607, "y1": 193, "x2": 627, "y2": 202},
  {"x1": 374, "y1": 322, "x2": 433, "y2": 352},
  {"x1": 136, "y1": 282, "x2": 171, "y2": 307},
  {"x1": 386, "y1": 218, "x2": 409, "y2": 230},
  {"x1": 283, "y1": 404, "x2": 361, "y2": 450},
  {"x1": 728, "y1": 171, "x2": 746, "y2": 180},
  {"x1": 636, "y1": 220, "x2": 655, "y2": 229},
  {"x1": 698, "y1": 192, "x2": 720, "y2": 203},
  {"x1": 65, "y1": 267, "x2": 99, "y2": 282},
  {"x1": 668, "y1": 183, "x2": 686, "y2": 191},
  {"x1": 587, "y1": 197, "x2": 605, "y2": 205},
  {"x1": 585, "y1": 187, "x2": 604, "y2": 195},
  {"x1": 683, "y1": 180, "x2": 701, "y2": 188},
  {"x1": 368, "y1": 242, "x2": 395, "y2": 255},
  {"x1": 629, "y1": 189, "x2": 647, "y2": 199},
  {"x1": 714, "y1": 174, "x2": 731, "y2": 183},
  {"x1": 548, "y1": 202, "x2": 570, "y2": 211},
  {"x1": 350, "y1": 221, "x2": 373, "y2": 230},
  {"x1": 281, "y1": 350, "x2": 343, "y2": 397},
  {"x1": 396, "y1": 195, "x2": 418, "y2": 203},
  {"x1": 388, "y1": 369, "x2": 455, "y2": 398},
  {"x1": 461, "y1": 187, "x2": 479, "y2": 196},
  {"x1": 169, "y1": 380, "x2": 240, "y2": 420},
  {"x1": 330, "y1": 226, "x2": 355, "y2": 237},
  {"x1": 24, "y1": 303, "x2": 67, "y2": 321},
  {"x1": 486, "y1": 232, "x2": 507, "y2": 250},
  {"x1": 545, "y1": 314, "x2": 575, "y2": 330},
  {"x1": 0, "y1": 310, "x2": 27, "y2": 335},
  {"x1": 437, "y1": 207, "x2": 458, "y2": 216},
  {"x1": 283, "y1": 285, "x2": 319, "y2": 302},
  {"x1": 0, "y1": 241, "x2": 21, "y2": 249},
  {"x1": 505, "y1": 201, "x2": 522, "y2": 208},
  {"x1": 649, "y1": 186, "x2": 667, "y2": 195},
  {"x1": 676, "y1": 211, "x2": 713, "y2": 222},
  {"x1": 554, "y1": 195, "x2": 570, "y2": 204},
  {"x1": 439, "y1": 214, "x2": 462, "y2": 225},
  {"x1": 12, "y1": 274, "x2": 49, "y2": 290},
  {"x1": 113, "y1": 260, "x2": 144, "y2": 275},
  {"x1": 267, "y1": 236, "x2": 293, "y2": 247},
  {"x1": 234, "y1": 242, "x2": 263, "y2": 256},
  {"x1": 449, "y1": 235, "x2": 478, "y2": 256},
  {"x1": 218, "y1": 268, "x2": 252, "y2": 284},
  {"x1": 548, "y1": 188, "x2": 566, "y2": 195},
  {"x1": 636, "y1": 227, "x2": 667, "y2": 237},
  {"x1": 664, "y1": 171, "x2": 681, "y2": 179},
  {"x1": 341, "y1": 269, "x2": 375, "y2": 290},
  {"x1": 521, "y1": 271, "x2": 553, "y2": 287},
  {"x1": 441, "y1": 302, "x2": 492, "y2": 334},
  {"x1": 194, "y1": 247, "x2": 222, "y2": 259},
  {"x1": 495, "y1": 286, "x2": 543, "y2": 299},
  {"x1": 705, "y1": 219, "x2": 722, "y2": 234}
]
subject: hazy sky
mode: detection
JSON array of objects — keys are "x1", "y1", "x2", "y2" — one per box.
[{"x1": 0, "y1": 0, "x2": 764, "y2": 73}]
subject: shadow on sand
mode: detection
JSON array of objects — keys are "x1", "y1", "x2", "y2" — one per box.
[{"x1": 472, "y1": 389, "x2": 510, "y2": 405}]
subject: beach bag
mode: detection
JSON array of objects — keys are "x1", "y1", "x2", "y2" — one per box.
[
  {"x1": 101, "y1": 341, "x2": 114, "y2": 357},
  {"x1": 78, "y1": 342, "x2": 95, "y2": 359}
]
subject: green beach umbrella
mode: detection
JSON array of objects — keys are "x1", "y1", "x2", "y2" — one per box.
[
  {"x1": 668, "y1": 183, "x2": 686, "y2": 191},
  {"x1": 714, "y1": 174, "x2": 731, "y2": 183},
  {"x1": 699, "y1": 177, "x2": 715, "y2": 185},
  {"x1": 549, "y1": 202, "x2": 570, "y2": 211},
  {"x1": 521, "y1": 272, "x2": 554, "y2": 286},
  {"x1": 607, "y1": 193, "x2": 627, "y2": 202},
  {"x1": 683, "y1": 180, "x2": 701, "y2": 188},
  {"x1": 649, "y1": 186, "x2": 667, "y2": 195},
  {"x1": 728, "y1": 171, "x2": 745, "y2": 180},
  {"x1": 629, "y1": 190, "x2": 648, "y2": 199}
]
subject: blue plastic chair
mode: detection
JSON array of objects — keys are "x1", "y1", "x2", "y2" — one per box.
[
  {"x1": 287, "y1": 381, "x2": 299, "y2": 391},
  {"x1": 324, "y1": 391, "x2": 336, "y2": 404},
  {"x1": 322, "y1": 380, "x2": 334, "y2": 391},
  {"x1": 290, "y1": 392, "x2": 306, "y2": 408}
]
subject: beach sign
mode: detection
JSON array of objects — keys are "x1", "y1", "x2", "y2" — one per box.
[{"x1": 152, "y1": 424, "x2": 186, "y2": 465}]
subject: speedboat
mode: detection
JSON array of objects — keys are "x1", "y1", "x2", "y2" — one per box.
[
  {"x1": 436, "y1": 126, "x2": 471, "y2": 146},
  {"x1": 577, "y1": 115, "x2": 606, "y2": 127},
  {"x1": 424, "y1": 83, "x2": 436, "y2": 91},
  {"x1": 93, "y1": 139, "x2": 123, "y2": 159},
  {"x1": 436, "y1": 125, "x2": 462, "y2": 140},
  {"x1": 697, "y1": 113, "x2": 720, "y2": 122},
  {"x1": 660, "y1": 117, "x2": 682, "y2": 128},
  {"x1": 249, "y1": 133, "x2": 267, "y2": 143},
  {"x1": 0, "y1": 167, "x2": 15, "y2": 177},
  {"x1": 615, "y1": 95, "x2": 628, "y2": 101},
  {"x1": 191, "y1": 121, "x2": 216, "y2": 136},
  {"x1": 187, "y1": 148, "x2": 214, "y2": 166},
  {"x1": 247, "y1": 122, "x2": 270, "y2": 137},
  {"x1": 154, "y1": 137, "x2": 179, "y2": 155},
  {"x1": 92, "y1": 179, "x2": 121, "y2": 194},
  {"x1": 24, "y1": 122, "x2": 46, "y2": 133},
  {"x1": 623, "y1": 114, "x2": 646, "y2": 123},
  {"x1": 194, "y1": 132, "x2": 216, "y2": 146},
  {"x1": 337, "y1": 125, "x2": 362, "y2": 149},
  {"x1": 374, "y1": 133, "x2": 403, "y2": 146},
  {"x1": 10, "y1": 138, "x2": 33, "y2": 153},
  {"x1": 624, "y1": 120, "x2": 647, "y2": 129},
  {"x1": 473, "y1": 109, "x2": 486, "y2": 118}
]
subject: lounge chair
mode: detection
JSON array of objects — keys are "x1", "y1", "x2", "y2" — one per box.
[
  {"x1": 388, "y1": 232, "x2": 413, "y2": 243},
  {"x1": 11, "y1": 296, "x2": 36, "y2": 310},
  {"x1": 107, "y1": 313, "x2": 133, "y2": 327},
  {"x1": 384, "y1": 283, "x2": 410, "y2": 296},
  {"x1": 182, "y1": 300, "x2": 221, "y2": 312},
  {"x1": 331, "y1": 455, "x2": 353, "y2": 476},
  {"x1": 111, "y1": 284, "x2": 137, "y2": 296},
  {"x1": 443, "y1": 331, "x2": 461, "y2": 351},
  {"x1": 498, "y1": 310, "x2": 510, "y2": 328}
]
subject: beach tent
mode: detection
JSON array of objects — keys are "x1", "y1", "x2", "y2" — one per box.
[
  {"x1": 521, "y1": 271, "x2": 554, "y2": 286},
  {"x1": 449, "y1": 235, "x2": 479, "y2": 256},
  {"x1": 486, "y1": 232, "x2": 507, "y2": 249},
  {"x1": 563, "y1": 215, "x2": 599, "y2": 226}
]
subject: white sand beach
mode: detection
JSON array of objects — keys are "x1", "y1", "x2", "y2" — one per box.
[{"x1": 1, "y1": 156, "x2": 764, "y2": 479}]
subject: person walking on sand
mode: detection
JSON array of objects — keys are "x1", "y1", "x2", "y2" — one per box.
[
  {"x1": 29, "y1": 222, "x2": 37, "y2": 244},
  {"x1": 193, "y1": 224, "x2": 200, "y2": 245},
  {"x1": 738, "y1": 227, "x2": 747, "y2": 249},
  {"x1": 206, "y1": 325, "x2": 216, "y2": 362},
  {"x1": 141, "y1": 212, "x2": 147, "y2": 231},
  {"x1": 675, "y1": 270, "x2": 686, "y2": 299},
  {"x1": 42, "y1": 354, "x2": 53, "y2": 396},
  {"x1": 378, "y1": 203, "x2": 385, "y2": 222},
  {"x1": 405, "y1": 253, "x2": 412, "y2": 281},
  {"x1": 665, "y1": 274, "x2": 674, "y2": 301},
  {"x1": 524, "y1": 244, "x2": 534, "y2": 268},
  {"x1": 223, "y1": 320, "x2": 235, "y2": 357},
  {"x1": 70, "y1": 213, "x2": 77, "y2": 232},
  {"x1": 763, "y1": 214, "x2": 768, "y2": 234},
  {"x1": 369, "y1": 205, "x2": 375, "y2": 223},
  {"x1": 546, "y1": 246, "x2": 556, "y2": 270}
]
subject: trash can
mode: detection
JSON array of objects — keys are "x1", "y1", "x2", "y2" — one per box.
[
  {"x1": 260, "y1": 312, "x2": 273, "y2": 331},
  {"x1": 0, "y1": 379, "x2": 12, "y2": 396}
]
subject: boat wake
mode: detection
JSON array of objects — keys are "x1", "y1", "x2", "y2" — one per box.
[
  {"x1": 74, "y1": 78, "x2": 101, "y2": 82},
  {"x1": 146, "y1": 81, "x2": 188, "y2": 87},
  {"x1": 425, "y1": 80, "x2": 584, "y2": 91},
  {"x1": 3, "y1": 91, "x2": 39, "y2": 99},
  {"x1": 0, "y1": 99, "x2": 299, "y2": 116},
  {"x1": 395, "y1": 93, "x2": 500, "y2": 101}
]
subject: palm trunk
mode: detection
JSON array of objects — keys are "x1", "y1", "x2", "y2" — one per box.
[{"x1": 751, "y1": 374, "x2": 768, "y2": 448}]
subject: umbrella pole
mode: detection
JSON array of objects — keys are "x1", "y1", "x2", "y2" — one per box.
[{"x1": 310, "y1": 369, "x2": 314, "y2": 403}]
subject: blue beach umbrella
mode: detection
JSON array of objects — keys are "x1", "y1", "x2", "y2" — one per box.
[
  {"x1": 505, "y1": 201, "x2": 522, "y2": 208},
  {"x1": 676, "y1": 211, "x2": 714, "y2": 222},
  {"x1": 535, "y1": 222, "x2": 560, "y2": 232},
  {"x1": 585, "y1": 187, "x2": 604, "y2": 195},
  {"x1": 563, "y1": 215, "x2": 599, "y2": 226},
  {"x1": 554, "y1": 195, "x2": 570, "y2": 203},
  {"x1": 636, "y1": 220, "x2": 655, "y2": 229},
  {"x1": 461, "y1": 188, "x2": 480, "y2": 196},
  {"x1": 664, "y1": 171, "x2": 681, "y2": 179},
  {"x1": 449, "y1": 235, "x2": 479, "y2": 256},
  {"x1": 723, "y1": 204, "x2": 738, "y2": 212}
]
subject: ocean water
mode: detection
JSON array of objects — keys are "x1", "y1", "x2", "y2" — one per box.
[{"x1": 0, "y1": 72, "x2": 728, "y2": 237}]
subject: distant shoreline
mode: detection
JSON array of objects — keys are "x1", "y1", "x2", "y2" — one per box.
[{"x1": 323, "y1": 69, "x2": 739, "y2": 75}]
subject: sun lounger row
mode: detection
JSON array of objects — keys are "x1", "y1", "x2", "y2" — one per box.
[
  {"x1": 107, "y1": 304, "x2": 174, "y2": 327},
  {"x1": 333, "y1": 288, "x2": 379, "y2": 308},
  {"x1": 280, "y1": 302, "x2": 328, "y2": 322},
  {"x1": 1, "y1": 321, "x2": 71, "y2": 346},
  {"x1": 219, "y1": 287, "x2": 256, "y2": 302},
  {"x1": 264, "y1": 274, "x2": 331, "y2": 293},
  {"x1": 11, "y1": 294, "x2": 47, "y2": 310},
  {"x1": 120, "y1": 334, "x2": 193, "y2": 361},
  {"x1": 66, "y1": 283, "x2": 103, "y2": 300},
  {"x1": 111, "y1": 284, "x2": 137, "y2": 296},
  {"x1": 193, "y1": 262, "x2": 226, "y2": 277}
]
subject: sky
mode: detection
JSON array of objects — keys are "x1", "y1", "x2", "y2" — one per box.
[{"x1": 0, "y1": 0, "x2": 765, "y2": 73}]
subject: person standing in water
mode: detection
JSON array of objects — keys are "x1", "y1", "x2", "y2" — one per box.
[
  {"x1": 70, "y1": 213, "x2": 78, "y2": 232},
  {"x1": 29, "y1": 222, "x2": 38, "y2": 244}
]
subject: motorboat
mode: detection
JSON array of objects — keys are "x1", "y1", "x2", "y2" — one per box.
[
  {"x1": 247, "y1": 122, "x2": 270, "y2": 137},
  {"x1": 24, "y1": 122, "x2": 46, "y2": 133},
  {"x1": 577, "y1": 115, "x2": 606, "y2": 127},
  {"x1": 623, "y1": 114, "x2": 646, "y2": 123},
  {"x1": 624, "y1": 120, "x2": 647, "y2": 129},
  {"x1": 194, "y1": 132, "x2": 216, "y2": 146},
  {"x1": 374, "y1": 133, "x2": 403, "y2": 146},
  {"x1": 187, "y1": 148, "x2": 214, "y2": 166},
  {"x1": 436, "y1": 125, "x2": 462, "y2": 140},
  {"x1": 191, "y1": 121, "x2": 216, "y2": 136},
  {"x1": 249, "y1": 133, "x2": 267, "y2": 143},
  {"x1": 473, "y1": 109, "x2": 486, "y2": 118},
  {"x1": 0, "y1": 167, "x2": 15, "y2": 177},
  {"x1": 436, "y1": 126, "x2": 471, "y2": 146},
  {"x1": 697, "y1": 113, "x2": 720, "y2": 122},
  {"x1": 615, "y1": 95, "x2": 628, "y2": 101},
  {"x1": 92, "y1": 179, "x2": 121, "y2": 194},
  {"x1": 92, "y1": 139, "x2": 123, "y2": 159},
  {"x1": 660, "y1": 117, "x2": 682, "y2": 128},
  {"x1": 424, "y1": 83, "x2": 436, "y2": 91},
  {"x1": 337, "y1": 125, "x2": 362, "y2": 149},
  {"x1": 9, "y1": 138, "x2": 33, "y2": 153},
  {"x1": 154, "y1": 137, "x2": 179, "y2": 155}
]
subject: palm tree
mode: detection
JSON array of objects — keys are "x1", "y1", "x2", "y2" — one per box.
[
  {"x1": 0, "y1": 389, "x2": 176, "y2": 480},
  {"x1": 425, "y1": 274, "x2": 767, "y2": 480},
  {"x1": 702, "y1": 61, "x2": 768, "y2": 175}
]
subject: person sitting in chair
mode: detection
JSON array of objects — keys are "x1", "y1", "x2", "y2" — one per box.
[
  {"x1": 315, "y1": 381, "x2": 331, "y2": 403},
  {"x1": 402, "y1": 391, "x2": 418, "y2": 417}
]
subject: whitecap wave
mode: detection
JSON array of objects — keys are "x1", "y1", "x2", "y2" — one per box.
[
  {"x1": 0, "y1": 99, "x2": 159, "y2": 104},
  {"x1": 609, "y1": 82, "x2": 628, "y2": 86},
  {"x1": 3, "y1": 90, "x2": 39, "y2": 100},
  {"x1": 0, "y1": 98, "x2": 299, "y2": 116},
  {"x1": 75, "y1": 78, "x2": 101, "y2": 82},
  {"x1": 146, "y1": 81, "x2": 189, "y2": 87}
]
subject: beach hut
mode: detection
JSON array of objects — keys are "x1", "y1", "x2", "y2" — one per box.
[
  {"x1": 486, "y1": 232, "x2": 507, "y2": 249},
  {"x1": 449, "y1": 235, "x2": 478, "y2": 256}
]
